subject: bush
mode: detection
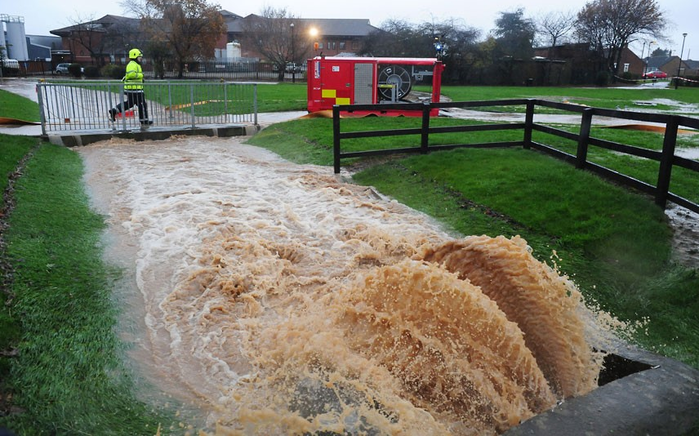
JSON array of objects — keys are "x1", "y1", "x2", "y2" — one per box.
[
  {"x1": 595, "y1": 70, "x2": 611, "y2": 87},
  {"x1": 68, "y1": 63, "x2": 82, "y2": 78},
  {"x1": 678, "y1": 75, "x2": 699, "y2": 88},
  {"x1": 0, "y1": 66, "x2": 19, "y2": 77},
  {"x1": 101, "y1": 64, "x2": 125, "y2": 80},
  {"x1": 83, "y1": 65, "x2": 100, "y2": 78}
]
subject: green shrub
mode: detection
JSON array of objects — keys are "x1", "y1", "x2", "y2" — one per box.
[
  {"x1": 83, "y1": 65, "x2": 100, "y2": 78},
  {"x1": 595, "y1": 70, "x2": 611, "y2": 86},
  {"x1": 68, "y1": 63, "x2": 82, "y2": 78},
  {"x1": 101, "y1": 63, "x2": 125, "y2": 80}
]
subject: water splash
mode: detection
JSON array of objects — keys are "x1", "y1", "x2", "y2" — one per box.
[{"x1": 79, "y1": 137, "x2": 610, "y2": 435}]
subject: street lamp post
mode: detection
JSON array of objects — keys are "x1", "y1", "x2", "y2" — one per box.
[
  {"x1": 645, "y1": 40, "x2": 656, "y2": 78},
  {"x1": 290, "y1": 22, "x2": 296, "y2": 83},
  {"x1": 675, "y1": 32, "x2": 688, "y2": 89},
  {"x1": 641, "y1": 41, "x2": 647, "y2": 80}
]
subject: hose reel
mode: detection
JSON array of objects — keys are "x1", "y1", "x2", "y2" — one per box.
[{"x1": 377, "y1": 65, "x2": 412, "y2": 101}]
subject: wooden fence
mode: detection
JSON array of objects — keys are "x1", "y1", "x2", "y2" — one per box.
[{"x1": 332, "y1": 100, "x2": 699, "y2": 214}]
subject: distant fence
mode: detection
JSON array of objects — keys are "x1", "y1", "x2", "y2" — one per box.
[
  {"x1": 332, "y1": 100, "x2": 699, "y2": 213},
  {"x1": 20, "y1": 60, "x2": 302, "y2": 82},
  {"x1": 36, "y1": 81, "x2": 258, "y2": 134}
]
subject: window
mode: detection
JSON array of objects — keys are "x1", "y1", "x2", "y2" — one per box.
[
  {"x1": 339, "y1": 42, "x2": 346, "y2": 50},
  {"x1": 623, "y1": 63, "x2": 630, "y2": 73},
  {"x1": 317, "y1": 42, "x2": 324, "y2": 49}
]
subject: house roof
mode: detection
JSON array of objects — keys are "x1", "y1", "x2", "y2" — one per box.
[
  {"x1": 220, "y1": 10, "x2": 243, "y2": 19},
  {"x1": 647, "y1": 56, "x2": 697, "y2": 72},
  {"x1": 27, "y1": 34, "x2": 62, "y2": 49},
  {"x1": 225, "y1": 14, "x2": 379, "y2": 37},
  {"x1": 646, "y1": 56, "x2": 671, "y2": 70},
  {"x1": 50, "y1": 15, "x2": 139, "y2": 36},
  {"x1": 50, "y1": 12, "x2": 380, "y2": 42},
  {"x1": 301, "y1": 18, "x2": 378, "y2": 37},
  {"x1": 685, "y1": 59, "x2": 699, "y2": 69}
]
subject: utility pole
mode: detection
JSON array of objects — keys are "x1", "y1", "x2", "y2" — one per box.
[
  {"x1": 290, "y1": 22, "x2": 296, "y2": 84},
  {"x1": 675, "y1": 33, "x2": 687, "y2": 89}
]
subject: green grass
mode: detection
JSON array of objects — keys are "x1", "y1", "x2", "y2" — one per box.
[
  {"x1": 231, "y1": 81, "x2": 699, "y2": 115},
  {"x1": 0, "y1": 136, "x2": 36, "y2": 206},
  {"x1": 255, "y1": 82, "x2": 308, "y2": 112},
  {"x1": 249, "y1": 116, "x2": 699, "y2": 368},
  {"x1": 0, "y1": 139, "x2": 171, "y2": 435},
  {"x1": 68, "y1": 80, "x2": 308, "y2": 115},
  {"x1": 438, "y1": 85, "x2": 699, "y2": 114},
  {"x1": 0, "y1": 135, "x2": 37, "y2": 400},
  {"x1": 0, "y1": 89, "x2": 41, "y2": 122},
  {"x1": 246, "y1": 116, "x2": 526, "y2": 165},
  {"x1": 247, "y1": 114, "x2": 699, "y2": 207},
  {"x1": 247, "y1": 115, "x2": 699, "y2": 206},
  {"x1": 66, "y1": 80, "x2": 699, "y2": 117}
]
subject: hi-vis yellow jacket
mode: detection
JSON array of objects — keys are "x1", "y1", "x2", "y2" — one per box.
[{"x1": 123, "y1": 60, "x2": 144, "y2": 90}]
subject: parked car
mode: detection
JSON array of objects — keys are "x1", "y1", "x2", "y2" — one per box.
[
  {"x1": 643, "y1": 70, "x2": 668, "y2": 79},
  {"x1": 285, "y1": 62, "x2": 302, "y2": 73},
  {"x1": 272, "y1": 62, "x2": 303, "y2": 73},
  {"x1": 55, "y1": 63, "x2": 70, "y2": 74}
]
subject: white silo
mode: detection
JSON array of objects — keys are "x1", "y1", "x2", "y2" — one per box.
[
  {"x1": 4, "y1": 15, "x2": 29, "y2": 61},
  {"x1": 0, "y1": 17, "x2": 6, "y2": 55}
]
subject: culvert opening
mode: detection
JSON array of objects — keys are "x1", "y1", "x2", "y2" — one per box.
[{"x1": 597, "y1": 352, "x2": 654, "y2": 386}]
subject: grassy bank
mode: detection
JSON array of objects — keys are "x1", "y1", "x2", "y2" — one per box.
[
  {"x1": 438, "y1": 84, "x2": 699, "y2": 113},
  {"x1": 0, "y1": 89, "x2": 41, "y2": 122},
  {"x1": 247, "y1": 116, "x2": 699, "y2": 368},
  {"x1": 254, "y1": 81, "x2": 699, "y2": 115},
  {"x1": 0, "y1": 137, "x2": 170, "y2": 434},
  {"x1": 0, "y1": 136, "x2": 37, "y2": 426}
]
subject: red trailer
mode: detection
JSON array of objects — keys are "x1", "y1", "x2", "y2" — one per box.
[{"x1": 306, "y1": 56, "x2": 445, "y2": 116}]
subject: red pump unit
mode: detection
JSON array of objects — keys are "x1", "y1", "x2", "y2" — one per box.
[{"x1": 307, "y1": 56, "x2": 445, "y2": 116}]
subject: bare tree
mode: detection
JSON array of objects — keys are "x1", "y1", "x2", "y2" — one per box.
[
  {"x1": 537, "y1": 11, "x2": 576, "y2": 49},
  {"x1": 575, "y1": 0, "x2": 666, "y2": 77},
  {"x1": 240, "y1": 7, "x2": 313, "y2": 81},
  {"x1": 360, "y1": 18, "x2": 480, "y2": 83},
  {"x1": 361, "y1": 19, "x2": 425, "y2": 57},
  {"x1": 67, "y1": 14, "x2": 136, "y2": 67},
  {"x1": 124, "y1": 0, "x2": 226, "y2": 78}
]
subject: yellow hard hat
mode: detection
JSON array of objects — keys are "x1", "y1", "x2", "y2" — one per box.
[{"x1": 129, "y1": 48, "x2": 143, "y2": 59}]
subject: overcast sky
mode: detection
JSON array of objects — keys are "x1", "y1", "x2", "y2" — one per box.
[{"x1": 4, "y1": 0, "x2": 697, "y2": 60}]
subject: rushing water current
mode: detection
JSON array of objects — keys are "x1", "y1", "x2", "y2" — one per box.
[{"x1": 79, "y1": 137, "x2": 613, "y2": 435}]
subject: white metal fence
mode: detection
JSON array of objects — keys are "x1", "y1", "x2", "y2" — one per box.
[{"x1": 36, "y1": 81, "x2": 258, "y2": 134}]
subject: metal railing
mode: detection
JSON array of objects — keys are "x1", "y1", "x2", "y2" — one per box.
[{"x1": 36, "y1": 80, "x2": 258, "y2": 134}]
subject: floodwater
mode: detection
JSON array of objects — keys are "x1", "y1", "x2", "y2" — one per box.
[{"x1": 79, "y1": 136, "x2": 613, "y2": 435}]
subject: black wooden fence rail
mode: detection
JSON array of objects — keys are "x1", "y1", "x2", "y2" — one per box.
[{"x1": 332, "y1": 99, "x2": 699, "y2": 214}]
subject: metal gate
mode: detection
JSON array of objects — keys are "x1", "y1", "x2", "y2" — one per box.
[{"x1": 36, "y1": 81, "x2": 258, "y2": 134}]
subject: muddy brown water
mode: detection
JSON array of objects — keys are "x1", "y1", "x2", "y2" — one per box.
[{"x1": 78, "y1": 136, "x2": 625, "y2": 435}]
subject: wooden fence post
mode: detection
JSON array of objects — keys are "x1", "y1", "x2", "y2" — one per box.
[
  {"x1": 576, "y1": 108, "x2": 594, "y2": 169},
  {"x1": 656, "y1": 116, "x2": 679, "y2": 209},
  {"x1": 421, "y1": 102, "x2": 431, "y2": 154},
  {"x1": 333, "y1": 105, "x2": 341, "y2": 174},
  {"x1": 523, "y1": 99, "x2": 535, "y2": 149}
]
